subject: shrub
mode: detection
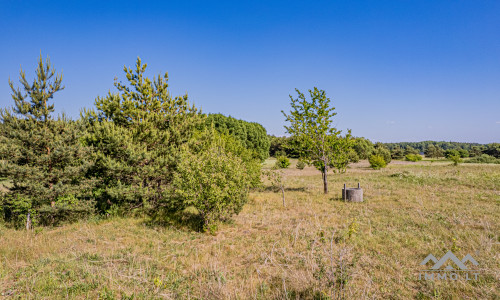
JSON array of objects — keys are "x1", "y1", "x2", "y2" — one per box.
[
  {"x1": 373, "y1": 144, "x2": 392, "y2": 164},
  {"x1": 353, "y1": 137, "x2": 374, "y2": 159},
  {"x1": 348, "y1": 150, "x2": 360, "y2": 163},
  {"x1": 275, "y1": 156, "x2": 291, "y2": 168},
  {"x1": 445, "y1": 149, "x2": 460, "y2": 158},
  {"x1": 369, "y1": 155, "x2": 387, "y2": 170},
  {"x1": 465, "y1": 154, "x2": 500, "y2": 164},
  {"x1": 458, "y1": 149, "x2": 469, "y2": 158},
  {"x1": 448, "y1": 155, "x2": 463, "y2": 166},
  {"x1": 405, "y1": 154, "x2": 422, "y2": 162},
  {"x1": 171, "y1": 131, "x2": 254, "y2": 231},
  {"x1": 391, "y1": 146, "x2": 405, "y2": 160},
  {"x1": 205, "y1": 113, "x2": 270, "y2": 161},
  {"x1": 296, "y1": 160, "x2": 305, "y2": 170}
]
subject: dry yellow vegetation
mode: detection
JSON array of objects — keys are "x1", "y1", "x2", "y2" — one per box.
[{"x1": 1, "y1": 159, "x2": 499, "y2": 299}]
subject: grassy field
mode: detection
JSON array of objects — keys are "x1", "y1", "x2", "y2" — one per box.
[{"x1": 0, "y1": 159, "x2": 499, "y2": 299}]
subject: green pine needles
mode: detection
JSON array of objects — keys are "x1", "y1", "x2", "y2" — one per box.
[{"x1": 1, "y1": 54, "x2": 95, "y2": 227}]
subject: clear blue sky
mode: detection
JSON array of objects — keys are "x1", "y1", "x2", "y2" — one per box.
[{"x1": 1, "y1": 0, "x2": 499, "y2": 143}]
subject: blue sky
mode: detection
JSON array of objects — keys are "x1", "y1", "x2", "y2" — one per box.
[{"x1": 1, "y1": 0, "x2": 499, "y2": 143}]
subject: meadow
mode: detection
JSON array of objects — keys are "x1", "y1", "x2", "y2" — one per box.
[{"x1": 1, "y1": 159, "x2": 499, "y2": 299}]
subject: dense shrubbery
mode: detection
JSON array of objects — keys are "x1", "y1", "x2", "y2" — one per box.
[
  {"x1": 169, "y1": 129, "x2": 257, "y2": 231},
  {"x1": 268, "y1": 135, "x2": 301, "y2": 158},
  {"x1": 444, "y1": 149, "x2": 460, "y2": 159},
  {"x1": 352, "y1": 137, "x2": 374, "y2": 159},
  {"x1": 405, "y1": 154, "x2": 422, "y2": 162},
  {"x1": 369, "y1": 155, "x2": 387, "y2": 169},
  {"x1": 391, "y1": 146, "x2": 405, "y2": 160},
  {"x1": 275, "y1": 156, "x2": 291, "y2": 168},
  {"x1": 373, "y1": 143, "x2": 391, "y2": 164},
  {"x1": 205, "y1": 113, "x2": 270, "y2": 161},
  {"x1": 424, "y1": 144, "x2": 444, "y2": 158},
  {"x1": 384, "y1": 141, "x2": 483, "y2": 152},
  {"x1": 1, "y1": 56, "x2": 262, "y2": 231},
  {"x1": 465, "y1": 154, "x2": 500, "y2": 164}
]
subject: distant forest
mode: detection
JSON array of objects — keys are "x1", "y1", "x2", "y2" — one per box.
[{"x1": 382, "y1": 141, "x2": 483, "y2": 152}]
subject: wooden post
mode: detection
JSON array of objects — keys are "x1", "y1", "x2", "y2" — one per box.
[
  {"x1": 343, "y1": 183, "x2": 346, "y2": 200},
  {"x1": 358, "y1": 182, "x2": 360, "y2": 188},
  {"x1": 26, "y1": 213, "x2": 31, "y2": 231}
]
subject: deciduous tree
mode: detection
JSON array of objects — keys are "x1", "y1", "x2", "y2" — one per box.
[{"x1": 282, "y1": 88, "x2": 352, "y2": 194}]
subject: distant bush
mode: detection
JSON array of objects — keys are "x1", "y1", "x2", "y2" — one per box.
[
  {"x1": 465, "y1": 154, "x2": 500, "y2": 164},
  {"x1": 348, "y1": 150, "x2": 360, "y2": 163},
  {"x1": 275, "y1": 156, "x2": 291, "y2": 169},
  {"x1": 206, "y1": 113, "x2": 270, "y2": 161},
  {"x1": 445, "y1": 149, "x2": 460, "y2": 158},
  {"x1": 373, "y1": 144, "x2": 392, "y2": 164},
  {"x1": 369, "y1": 155, "x2": 387, "y2": 170},
  {"x1": 484, "y1": 143, "x2": 500, "y2": 158},
  {"x1": 448, "y1": 155, "x2": 463, "y2": 166},
  {"x1": 458, "y1": 149, "x2": 469, "y2": 158},
  {"x1": 353, "y1": 137, "x2": 374, "y2": 159},
  {"x1": 296, "y1": 160, "x2": 305, "y2": 170},
  {"x1": 405, "y1": 154, "x2": 422, "y2": 162},
  {"x1": 391, "y1": 146, "x2": 405, "y2": 160},
  {"x1": 404, "y1": 146, "x2": 419, "y2": 156}
]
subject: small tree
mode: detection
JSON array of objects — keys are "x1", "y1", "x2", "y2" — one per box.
[
  {"x1": 264, "y1": 167, "x2": 286, "y2": 207},
  {"x1": 425, "y1": 144, "x2": 444, "y2": 158},
  {"x1": 448, "y1": 155, "x2": 462, "y2": 166},
  {"x1": 391, "y1": 146, "x2": 405, "y2": 160},
  {"x1": 352, "y1": 137, "x2": 374, "y2": 159},
  {"x1": 275, "y1": 155, "x2": 291, "y2": 168},
  {"x1": 282, "y1": 88, "x2": 352, "y2": 194},
  {"x1": 1, "y1": 54, "x2": 95, "y2": 226}
]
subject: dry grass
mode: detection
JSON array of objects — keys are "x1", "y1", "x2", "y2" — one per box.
[{"x1": 0, "y1": 160, "x2": 499, "y2": 299}]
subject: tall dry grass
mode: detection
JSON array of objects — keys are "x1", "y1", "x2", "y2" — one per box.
[{"x1": 0, "y1": 160, "x2": 499, "y2": 299}]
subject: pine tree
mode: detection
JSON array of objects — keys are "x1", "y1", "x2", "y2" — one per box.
[
  {"x1": 0, "y1": 54, "x2": 95, "y2": 226},
  {"x1": 83, "y1": 58, "x2": 204, "y2": 212}
]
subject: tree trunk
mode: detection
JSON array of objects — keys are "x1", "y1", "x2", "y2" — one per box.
[{"x1": 323, "y1": 165, "x2": 328, "y2": 194}]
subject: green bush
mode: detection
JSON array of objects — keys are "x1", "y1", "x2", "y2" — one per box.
[
  {"x1": 275, "y1": 156, "x2": 291, "y2": 168},
  {"x1": 448, "y1": 155, "x2": 463, "y2": 166},
  {"x1": 348, "y1": 150, "x2": 360, "y2": 163},
  {"x1": 445, "y1": 149, "x2": 460, "y2": 158},
  {"x1": 458, "y1": 149, "x2": 469, "y2": 158},
  {"x1": 405, "y1": 154, "x2": 422, "y2": 162},
  {"x1": 205, "y1": 113, "x2": 270, "y2": 161},
  {"x1": 374, "y1": 144, "x2": 392, "y2": 164},
  {"x1": 353, "y1": 137, "x2": 374, "y2": 159},
  {"x1": 465, "y1": 154, "x2": 500, "y2": 164},
  {"x1": 391, "y1": 146, "x2": 405, "y2": 160},
  {"x1": 296, "y1": 160, "x2": 305, "y2": 170},
  {"x1": 369, "y1": 155, "x2": 387, "y2": 170},
  {"x1": 171, "y1": 131, "x2": 254, "y2": 231}
]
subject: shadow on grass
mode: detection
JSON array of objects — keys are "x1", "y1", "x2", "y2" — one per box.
[
  {"x1": 259, "y1": 185, "x2": 309, "y2": 193},
  {"x1": 144, "y1": 208, "x2": 205, "y2": 232}
]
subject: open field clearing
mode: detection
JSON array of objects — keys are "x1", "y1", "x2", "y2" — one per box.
[{"x1": 1, "y1": 160, "x2": 499, "y2": 299}]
